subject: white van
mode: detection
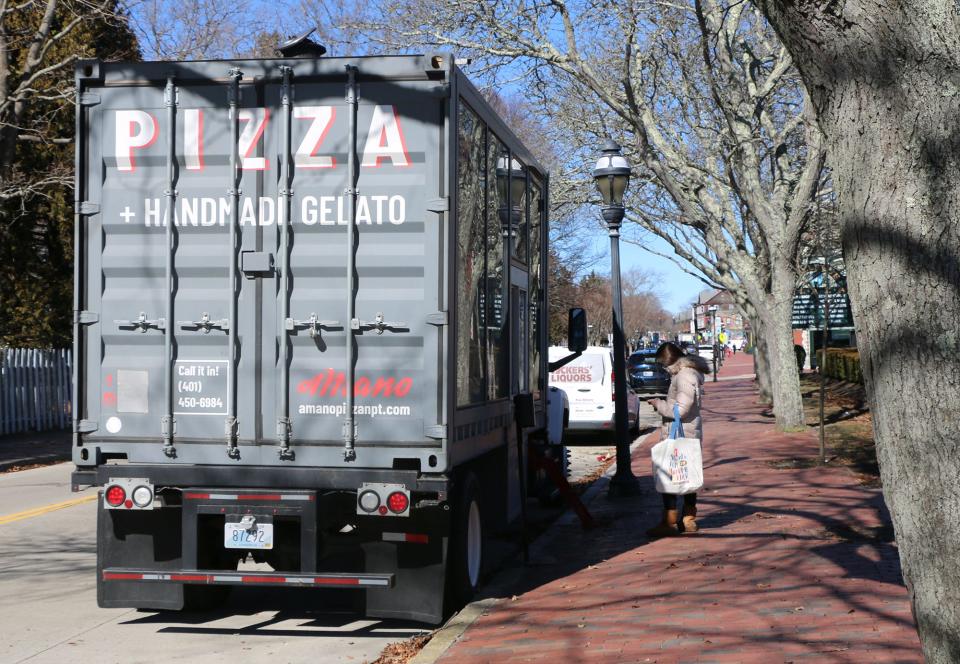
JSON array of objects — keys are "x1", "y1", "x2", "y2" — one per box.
[{"x1": 548, "y1": 346, "x2": 641, "y2": 437}]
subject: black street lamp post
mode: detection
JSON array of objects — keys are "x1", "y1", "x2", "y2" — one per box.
[{"x1": 593, "y1": 140, "x2": 640, "y2": 497}]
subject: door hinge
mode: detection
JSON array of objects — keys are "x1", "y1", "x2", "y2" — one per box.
[
  {"x1": 426, "y1": 197, "x2": 449, "y2": 213},
  {"x1": 426, "y1": 311, "x2": 448, "y2": 326},
  {"x1": 78, "y1": 202, "x2": 100, "y2": 216},
  {"x1": 75, "y1": 311, "x2": 99, "y2": 325},
  {"x1": 75, "y1": 419, "x2": 98, "y2": 433},
  {"x1": 79, "y1": 92, "x2": 101, "y2": 106},
  {"x1": 425, "y1": 424, "x2": 447, "y2": 440}
]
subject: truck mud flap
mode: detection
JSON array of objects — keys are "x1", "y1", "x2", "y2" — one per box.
[
  {"x1": 97, "y1": 495, "x2": 185, "y2": 610},
  {"x1": 362, "y1": 535, "x2": 447, "y2": 625}
]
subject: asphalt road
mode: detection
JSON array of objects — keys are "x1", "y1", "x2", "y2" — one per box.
[
  {"x1": 0, "y1": 464, "x2": 428, "y2": 664},
  {"x1": 0, "y1": 407, "x2": 661, "y2": 664}
]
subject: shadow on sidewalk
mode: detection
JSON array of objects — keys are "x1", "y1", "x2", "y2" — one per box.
[{"x1": 446, "y1": 374, "x2": 918, "y2": 663}]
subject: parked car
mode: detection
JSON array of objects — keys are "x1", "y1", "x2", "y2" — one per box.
[
  {"x1": 548, "y1": 346, "x2": 641, "y2": 439},
  {"x1": 628, "y1": 350, "x2": 670, "y2": 394}
]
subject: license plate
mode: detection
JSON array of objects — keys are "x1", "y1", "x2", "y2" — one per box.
[
  {"x1": 643, "y1": 371, "x2": 654, "y2": 377},
  {"x1": 224, "y1": 522, "x2": 273, "y2": 550}
]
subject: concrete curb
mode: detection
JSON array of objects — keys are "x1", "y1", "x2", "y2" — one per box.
[
  {"x1": 408, "y1": 598, "x2": 500, "y2": 664},
  {"x1": 410, "y1": 436, "x2": 648, "y2": 664},
  {"x1": 0, "y1": 454, "x2": 69, "y2": 473}
]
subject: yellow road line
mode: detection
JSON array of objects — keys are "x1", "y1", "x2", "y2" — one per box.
[{"x1": 0, "y1": 493, "x2": 97, "y2": 526}]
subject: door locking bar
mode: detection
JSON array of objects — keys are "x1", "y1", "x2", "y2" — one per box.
[
  {"x1": 343, "y1": 65, "x2": 359, "y2": 463},
  {"x1": 178, "y1": 313, "x2": 230, "y2": 334},
  {"x1": 115, "y1": 312, "x2": 166, "y2": 333},
  {"x1": 225, "y1": 66, "x2": 243, "y2": 460},
  {"x1": 278, "y1": 65, "x2": 295, "y2": 461},
  {"x1": 161, "y1": 75, "x2": 179, "y2": 459},
  {"x1": 286, "y1": 314, "x2": 340, "y2": 338},
  {"x1": 353, "y1": 312, "x2": 408, "y2": 335}
]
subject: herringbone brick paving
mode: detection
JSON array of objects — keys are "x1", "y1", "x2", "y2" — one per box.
[{"x1": 437, "y1": 352, "x2": 922, "y2": 663}]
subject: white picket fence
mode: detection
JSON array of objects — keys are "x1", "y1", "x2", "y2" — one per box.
[{"x1": 0, "y1": 348, "x2": 72, "y2": 435}]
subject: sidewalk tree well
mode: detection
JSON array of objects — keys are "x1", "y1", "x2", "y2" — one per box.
[
  {"x1": 753, "y1": 1, "x2": 960, "y2": 659},
  {"x1": 322, "y1": 0, "x2": 825, "y2": 429}
]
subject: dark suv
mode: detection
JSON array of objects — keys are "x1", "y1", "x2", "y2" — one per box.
[{"x1": 628, "y1": 350, "x2": 671, "y2": 394}]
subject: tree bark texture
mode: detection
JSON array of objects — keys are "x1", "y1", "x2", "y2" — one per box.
[
  {"x1": 753, "y1": 329, "x2": 773, "y2": 403},
  {"x1": 757, "y1": 1, "x2": 960, "y2": 659},
  {"x1": 758, "y1": 294, "x2": 803, "y2": 427}
]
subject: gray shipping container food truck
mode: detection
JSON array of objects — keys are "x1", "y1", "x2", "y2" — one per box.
[{"x1": 70, "y1": 45, "x2": 576, "y2": 624}]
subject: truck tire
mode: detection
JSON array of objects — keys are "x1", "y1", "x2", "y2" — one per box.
[{"x1": 446, "y1": 473, "x2": 483, "y2": 612}]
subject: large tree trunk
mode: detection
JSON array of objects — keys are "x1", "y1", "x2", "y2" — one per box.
[
  {"x1": 758, "y1": 287, "x2": 804, "y2": 429},
  {"x1": 756, "y1": 3, "x2": 960, "y2": 659},
  {"x1": 751, "y1": 319, "x2": 773, "y2": 404}
]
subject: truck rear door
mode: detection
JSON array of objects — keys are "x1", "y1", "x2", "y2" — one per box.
[{"x1": 78, "y1": 60, "x2": 445, "y2": 463}]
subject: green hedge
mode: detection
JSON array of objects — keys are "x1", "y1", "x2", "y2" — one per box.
[{"x1": 819, "y1": 348, "x2": 863, "y2": 384}]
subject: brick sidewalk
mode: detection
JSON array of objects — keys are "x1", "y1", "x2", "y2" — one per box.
[{"x1": 436, "y1": 352, "x2": 922, "y2": 663}]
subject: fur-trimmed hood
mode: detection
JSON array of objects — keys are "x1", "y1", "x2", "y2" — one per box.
[{"x1": 675, "y1": 353, "x2": 712, "y2": 374}]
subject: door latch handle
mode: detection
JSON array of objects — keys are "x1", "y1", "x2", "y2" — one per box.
[
  {"x1": 178, "y1": 312, "x2": 229, "y2": 334},
  {"x1": 286, "y1": 314, "x2": 340, "y2": 338},
  {"x1": 353, "y1": 312, "x2": 408, "y2": 335},
  {"x1": 115, "y1": 312, "x2": 166, "y2": 332}
]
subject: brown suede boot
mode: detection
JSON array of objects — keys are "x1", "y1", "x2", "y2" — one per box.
[
  {"x1": 681, "y1": 504, "x2": 698, "y2": 533},
  {"x1": 646, "y1": 508, "x2": 680, "y2": 538}
]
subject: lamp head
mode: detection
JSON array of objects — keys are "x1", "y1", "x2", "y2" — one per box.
[{"x1": 592, "y1": 139, "x2": 631, "y2": 206}]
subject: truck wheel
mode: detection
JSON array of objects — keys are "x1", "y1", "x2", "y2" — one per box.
[{"x1": 447, "y1": 473, "x2": 483, "y2": 611}]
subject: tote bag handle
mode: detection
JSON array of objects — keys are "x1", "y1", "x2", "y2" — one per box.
[{"x1": 669, "y1": 403, "x2": 685, "y2": 439}]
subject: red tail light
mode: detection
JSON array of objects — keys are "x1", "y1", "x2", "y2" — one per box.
[
  {"x1": 387, "y1": 491, "x2": 409, "y2": 514},
  {"x1": 105, "y1": 485, "x2": 126, "y2": 507},
  {"x1": 612, "y1": 371, "x2": 616, "y2": 401}
]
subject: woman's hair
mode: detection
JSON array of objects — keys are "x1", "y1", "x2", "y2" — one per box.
[{"x1": 655, "y1": 341, "x2": 685, "y2": 367}]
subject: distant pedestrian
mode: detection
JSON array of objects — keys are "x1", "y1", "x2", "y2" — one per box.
[{"x1": 646, "y1": 342, "x2": 711, "y2": 537}]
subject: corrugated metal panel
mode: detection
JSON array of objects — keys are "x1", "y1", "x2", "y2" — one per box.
[{"x1": 76, "y1": 56, "x2": 450, "y2": 469}]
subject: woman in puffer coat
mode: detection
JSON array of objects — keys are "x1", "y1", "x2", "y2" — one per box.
[{"x1": 646, "y1": 342, "x2": 711, "y2": 537}]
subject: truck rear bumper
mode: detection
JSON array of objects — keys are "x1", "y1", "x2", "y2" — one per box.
[
  {"x1": 102, "y1": 568, "x2": 393, "y2": 588},
  {"x1": 95, "y1": 483, "x2": 450, "y2": 624}
]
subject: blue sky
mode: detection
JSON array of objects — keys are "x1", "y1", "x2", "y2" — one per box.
[{"x1": 586, "y1": 232, "x2": 707, "y2": 315}]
